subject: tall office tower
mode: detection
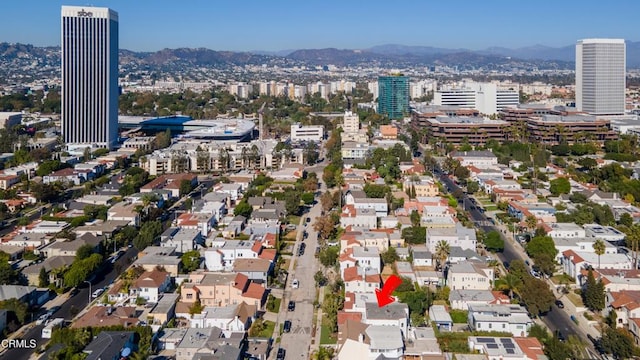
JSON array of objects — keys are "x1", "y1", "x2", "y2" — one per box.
[
  {"x1": 61, "y1": 6, "x2": 119, "y2": 150},
  {"x1": 377, "y1": 75, "x2": 409, "y2": 119},
  {"x1": 576, "y1": 39, "x2": 626, "y2": 115}
]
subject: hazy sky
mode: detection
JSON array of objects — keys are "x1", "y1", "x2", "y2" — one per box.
[{"x1": 2, "y1": 0, "x2": 638, "y2": 52}]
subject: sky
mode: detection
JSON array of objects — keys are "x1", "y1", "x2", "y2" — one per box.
[{"x1": 1, "y1": 0, "x2": 639, "y2": 52}]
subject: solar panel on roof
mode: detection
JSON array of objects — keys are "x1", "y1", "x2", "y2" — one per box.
[
  {"x1": 506, "y1": 349, "x2": 515, "y2": 354},
  {"x1": 477, "y1": 338, "x2": 495, "y2": 343},
  {"x1": 487, "y1": 344, "x2": 499, "y2": 349}
]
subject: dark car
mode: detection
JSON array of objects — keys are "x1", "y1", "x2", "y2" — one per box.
[
  {"x1": 283, "y1": 320, "x2": 291, "y2": 333},
  {"x1": 557, "y1": 331, "x2": 566, "y2": 342},
  {"x1": 69, "y1": 288, "x2": 79, "y2": 297},
  {"x1": 305, "y1": 217, "x2": 311, "y2": 223},
  {"x1": 315, "y1": 246, "x2": 321, "y2": 257},
  {"x1": 276, "y1": 348, "x2": 286, "y2": 360},
  {"x1": 288, "y1": 301, "x2": 295, "y2": 311},
  {"x1": 555, "y1": 300, "x2": 565, "y2": 308},
  {"x1": 298, "y1": 243, "x2": 306, "y2": 256}
]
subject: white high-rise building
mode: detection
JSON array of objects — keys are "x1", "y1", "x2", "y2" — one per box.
[
  {"x1": 434, "y1": 82, "x2": 518, "y2": 115},
  {"x1": 576, "y1": 39, "x2": 626, "y2": 115},
  {"x1": 343, "y1": 111, "x2": 360, "y2": 134},
  {"x1": 61, "y1": 6, "x2": 119, "y2": 150}
]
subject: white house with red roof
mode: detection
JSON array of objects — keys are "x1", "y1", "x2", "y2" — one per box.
[
  {"x1": 339, "y1": 248, "x2": 357, "y2": 278},
  {"x1": 562, "y1": 250, "x2": 632, "y2": 284},
  {"x1": 343, "y1": 267, "x2": 381, "y2": 293},
  {"x1": 339, "y1": 205, "x2": 377, "y2": 229}
]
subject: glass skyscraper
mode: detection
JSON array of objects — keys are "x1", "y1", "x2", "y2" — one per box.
[
  {"x1": 377, "y1": 75, "x2": 409, "y2": 119},
  {"x1": 61, "y1": 6, "x2": 119, "y2": 150},
  {"x1": 576, "y1": 39, "x2": 626, "y2": 115}
]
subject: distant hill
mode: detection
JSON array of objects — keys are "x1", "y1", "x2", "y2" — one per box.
[{"x1": 4, "y1": 40, "x2": 640, "y2": 70}]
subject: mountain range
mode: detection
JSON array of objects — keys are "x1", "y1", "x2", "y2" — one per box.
[{"x1": 3, "y1": 41, "x2": 640, "y2": 70}]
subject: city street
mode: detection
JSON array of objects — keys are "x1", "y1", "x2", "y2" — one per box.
[
  {"x1": 1, "y1": 247, "x2": 138, "y2": 360},
  {"x1": 438, "y1": 173, "x2": 585, "y2": 341},
  {"x1": 275, "y1": 162, "x2": 326, "y2": 359}
]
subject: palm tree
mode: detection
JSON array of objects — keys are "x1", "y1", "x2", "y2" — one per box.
[
  {"x1": 525, "y1": 215, "x2": 538, "y2": 234},
  {"x1": 435, "y1": 240, "x2": 450, "y2": 272},
  {"x1": 593, "y1": 239, "x2": 606, "y2": 269},
  {"x1": 499, "y1": 273, "x2": 523, "y2": 299}
]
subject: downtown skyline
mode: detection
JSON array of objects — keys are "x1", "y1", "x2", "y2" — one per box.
[{"x1": 0, "y1": 0, "x2": 639, "y2": 52}]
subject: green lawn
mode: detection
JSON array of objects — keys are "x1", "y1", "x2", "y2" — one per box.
[
  {"x1": 480, "y1": 199, "x2": 494, "y2": 205},
  {"x1": 320, "y1": 323, "x2": 337, "y2": 344},
  {"x1": 567, "y1": 292, "x2": 583, "y2": 307},
  {"x1": 287, "y1": 215, "x2": 301, "y2": 225},
  {"x1": 267, "y1": 296, "x2": 281, "y2": 313},
  {"x1": 257, "y1": 320, "x2": 276, "y2": 338},
  {"x1": 483, "y1": 205, "x2": 499, "y2": 211}
]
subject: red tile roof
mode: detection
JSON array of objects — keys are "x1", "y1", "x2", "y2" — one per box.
[
  {"x1": 337, "y1": 311, "x2": 362, "y2": 325},
  {"x1": 134, "y1": 269, "x2": 169, "y2": 289},
  {"x1": 243, "y1": 282, "x2": 266, "y2": 300},
  {"x1": 258, "y1": 249, "x2": 276, "y2": 261}
]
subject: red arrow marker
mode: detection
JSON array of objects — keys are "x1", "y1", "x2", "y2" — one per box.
[{"x1": 375, "y1": 274, "x2": 402, "y2": 307}]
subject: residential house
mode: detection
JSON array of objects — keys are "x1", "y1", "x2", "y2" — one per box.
[
  {"x1": 130, "y1": 269, "x2": 171, "y2": 304},
  {"x1": 140, "y1": 173, "x2": 198, "y2": 199},
  {"x1": 0, "y1": 175, "x2": 20, "y2": 190},
  {"x1": 352, "y1": 198, "x2": 388, "y2": 217},
  {"x1": 176, "y1": 212, "x2": 216, "y2": 238},
  {"x1": 3, "y1": 233, "x2": 51, "y2": 249},
  {"x1": 190, "y1": 302, "x2": 256, "y2": 337},
  {"x1": 337, "y1": 322, "x2": 404, "y2": 360},
  {"x1": 363, "y1": 302, "x2": 409, "y2": 336},
  {"x1": 43, "y1": 168, "x2": 93, "y2": 185},
  {"x1": 548, "y1": 222, "x2": 585, "y2": 238},
  {"x1": 508, "y1": 201, "x2": 556, "y2": 223},
  {"x1": 553, "y1": 236, "x2": 617, "y2": 262},
  {"x1": 583, "y1": 224, "x2": 626, "y2": 243},
  {"x1": 40, "y1": 233, "x2": 104, "y2": 257},
  {"x1": 214, "y1": 183, "x2": 243, "y2": 203},
  {"x1": 107, "y1": 202, "x2": 141, "y2": 227},
  {"x1": 157, "y1": 328, "x2": 187, "y2": 351},
  {"x1": 72, "y1": 306, "x2": 139, "y2": 329},
  {"x1": 22, "y1": 256, "x2": 75, "y2": 286},
  {"x1": 134, "y1": 247, "x2": 182, "y2": 276},
  {"x1": 468, "y1": 336, "x2": 529, "y2": 360},
  {"x1": 148, "y1": 293, "x2": 179, "y2": 328},
  {"x1": 0, "y1": 285, "x2": 49, "y2": 307},
  {"x1": 467, "y1": 304, "x2": 533, "y2": 337},
  {"x1": 449, "y1": 289, "x2": 510, "y2": 311},
  {"x1": 446, "y1": 262, "x2": 494, "y2": 291},
  {"x1": 204, "y1": 239, "x2": 261, "y2": 271},
  {"x1": 343, "y1": 267, "x2": 381, "y2": 293},
  {"x1": 450, "y1": 150, "x2": 498, "y2": 168},
  {"x1": 429, "y1": 305, "x2": 453, "y2": 331},
  {"x1": 161, "y1": 228, "x2": 202, "y2": 254},
  {"x1": 175, "y1": 327, "x2": 224, "y2": 360},
  {"x1": 607, "y1": 290, "x2": 640, "y2": 328},
  {"x1": 411, "y1": 246, "x2": 434, "y2": 267},
  {"x1": 82, "y1": 331, "x2": 137, "y2": 360},
  {"x1": 426, "y1": 223, "x2": 477, "y2": 254},
  {"x1": 340, "y1": 205, "x2": 377, "y2": 230},
  {"x1": 179, "y1": 272, "x2": 266, "y2": 308},
  {"x1": 352, "y1": 246, "x2": 382, "y2": 273},
  {"x1": 403, "y1": 176, "x2": 439, "y2": 198},
  {"x1": 562, "y1": 250, "x2": 632, "y2": 285},
  {"x1": 232, "y1": 258, "x2": 272, "y2": 283}
]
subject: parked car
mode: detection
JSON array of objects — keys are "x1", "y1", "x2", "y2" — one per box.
[
  {"x1": 288, "y1": 300, "x2": 296, "y2": 311},
  {"x1": 276, "y1": 348, "x2": 286, "y2": 360},
  {"x1": 292, "y1": 279, "x2": 299, "y2": 289},
  {"x1": 283, "y1": 320, "x2": 292, "y2": 333},
  {"x1": 555, "y1": 300, "x2": 564, "y2": 308},
  {"x1": 92, "y1": 288, "x2": 105, "y2": 298},
  {"x1": 36, "y1": 313, "x2": 51, "y2": 325}
]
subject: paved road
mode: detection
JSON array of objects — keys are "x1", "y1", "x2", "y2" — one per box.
[
  {"x1": 438, "y1": 173, "x2": 583, "y2": 341},
  {"x1": 277, "y1": 162, "x2": 327, "y2": 360},
  {"x1": 2, "y1": 247, "x2": 138, "y2": 360}
]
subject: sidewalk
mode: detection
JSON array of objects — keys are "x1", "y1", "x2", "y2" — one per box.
[
  {"x1": 311, "y1": 286, "x2": 326, "y2": 353},
  {"x1": 557, "y1": 291, "x2": 601, "y2": 339}
]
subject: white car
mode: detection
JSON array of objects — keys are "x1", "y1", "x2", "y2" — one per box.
[
  {"x1": 36, "y1": 313, "x2": 50, "y2": 325},
  {"x1": 92, "y1": 288, "x2": 105, "y2": 298},
  {"x1": 292, "y1": 279, "x2": 299, "y2": 289}
]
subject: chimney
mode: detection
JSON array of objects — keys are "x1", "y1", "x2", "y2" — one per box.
[{"x1": 359, "y1": 333, "x2": 365, "y2": 343}]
